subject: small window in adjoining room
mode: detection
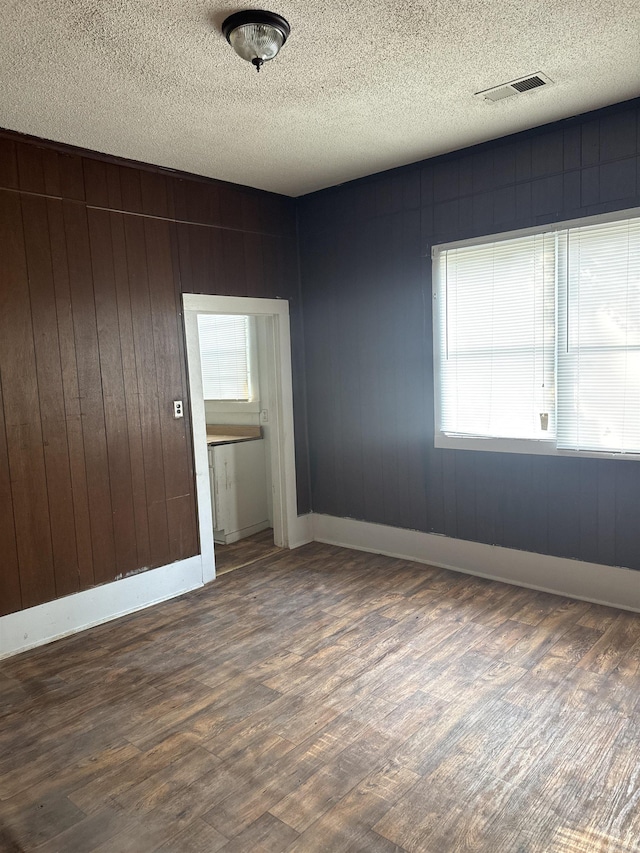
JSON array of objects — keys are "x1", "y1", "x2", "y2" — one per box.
[
  {"x1": 197, "y1": 314, "x2": 256, "y2": 401},
  {"x1": 432, "y1": 209, "x2": 640, "y2": 459}
]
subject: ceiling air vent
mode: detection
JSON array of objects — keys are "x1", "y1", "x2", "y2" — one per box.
[{"x1": 475, "y1": 72, "x2": 553, "y2": 103}]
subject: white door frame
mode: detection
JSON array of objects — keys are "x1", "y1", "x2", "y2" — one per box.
[{"x1": 183, "y1": 294, "x2": 299, "y2": 582}]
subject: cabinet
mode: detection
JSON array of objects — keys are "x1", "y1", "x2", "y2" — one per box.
[{"x1": 208, "y1": 438, "x2": 269, "y2": 545}]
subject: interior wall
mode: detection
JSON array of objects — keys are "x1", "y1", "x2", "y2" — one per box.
[
  {"x1": 0, "y1": 130, "x2": 308, "y2": 619},
  {"x1": 173, "y1": 173, "x2": 311, "y2": 516},
  {"x1": 298, "y1": 97, "x2": 640, "y2": 572}
]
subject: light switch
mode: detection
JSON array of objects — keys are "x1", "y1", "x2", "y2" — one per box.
[{"x1": 173, "y1": 400, "x2": 184, "y2": 419}]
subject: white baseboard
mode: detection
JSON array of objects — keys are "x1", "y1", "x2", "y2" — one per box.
[
  {"x1": 0, "y1": 555, "x2": 207, "y2": 660},
  {"x1": 5, "y1": 510, "x2": 635, "y2": 660},
  {"x1": 288, "y1": 512, "x2": 314, "y2": 549},
  {"x1": 311, "y1": 513, "x2": 640, "y2": 613},
  {"x1": 215, "y1": 520, "x2": 271, "y2": 546},
  {"x1": 0, "y1": 514, "x2": 314, "y2": 660}
]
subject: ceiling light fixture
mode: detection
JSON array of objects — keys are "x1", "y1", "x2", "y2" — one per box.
[{"x1": 222, "y1": 10, "x2": 290, "y2": 73}]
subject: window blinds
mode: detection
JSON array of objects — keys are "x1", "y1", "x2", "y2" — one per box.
[
  {"x1": 197, "y1": 314, "x2": 251, "y2": 401},
  {"x1": 435, "y1": 233, "x2": 556, "y2": 441},
  {"x1": 557, "y1": 218, "x2": 640, "y2": 453},
  {"x1": 434, "y1": 213, "x2": 640, "y2": 456}
]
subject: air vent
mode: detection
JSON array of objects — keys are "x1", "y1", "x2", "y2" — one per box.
[
  {"x1": 511, "y1": 75, "x2": 546, "y2": 92},
  {"x1": 475, "y1": 72, "x2": 553, "y2": 103}
]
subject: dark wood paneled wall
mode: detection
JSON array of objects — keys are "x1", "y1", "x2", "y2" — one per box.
[
  {"x1": 0, "y1": 130, "x2": 308, "y2": 618},
  {"x1": 298, "y1": 98, "x2": 640, "y2": 571}
]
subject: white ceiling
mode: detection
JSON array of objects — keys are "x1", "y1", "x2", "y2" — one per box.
[{"x1": 1, "y1": 1, "x2": 639, "y2": 197}]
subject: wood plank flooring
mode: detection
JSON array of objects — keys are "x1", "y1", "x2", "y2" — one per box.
[
  {"x1": 2, "y1": 538, "x2": 640, "y2": 852},
  {"x1": 214, "y1": 528, "x2": 280, "y2": 576}
]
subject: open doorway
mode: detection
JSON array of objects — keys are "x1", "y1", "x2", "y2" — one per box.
[{"x1": 183, "y1": 294, "x2": 299, "y2": 582}]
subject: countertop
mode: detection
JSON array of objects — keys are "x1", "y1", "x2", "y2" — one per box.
[{"x1": 206, "y1": 424, "x2": 262, "y2": 447}]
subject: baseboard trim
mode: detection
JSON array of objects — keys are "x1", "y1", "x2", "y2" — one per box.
[
  {"x1": 1, "y1": 514, "x2": 315, "y2": 660},
  {"x1": 0, "y1": 555, "x2": 207, "y2": 660},
  {"x1": 311, "y1": 513, "x2": 640, "y2": 613},
  {"x1": 215, "y1": 520, "x2": 271, "y2": 546},
  {"x1": 5, "y1": 510, "x2": 635, "y2": 659},
  {"x1": 288, "y1": 512, "x2": 314, "y2": 549}
]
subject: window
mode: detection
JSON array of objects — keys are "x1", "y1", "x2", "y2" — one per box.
[
  {"x1": 197, "y1": 314, "x2": 255, "y2": 401},
  {"x1": 433, "y1": 210, "x2": 640, "y2": 458}
]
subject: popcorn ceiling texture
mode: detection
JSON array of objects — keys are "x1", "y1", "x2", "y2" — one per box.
[{"x1": 1, "y1": 0, "x2": 639, "y2": 196}]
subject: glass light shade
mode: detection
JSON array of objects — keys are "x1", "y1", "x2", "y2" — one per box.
[
  {"x1": 222, "y1": 11, "x2": 290, "y2": 70},
  {"x1": 229, "y1": 23, "x2": 285, "y2": 63}
]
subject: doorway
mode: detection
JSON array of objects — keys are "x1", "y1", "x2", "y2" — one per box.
[{"x1": 183, "y1": 294, "x2": 299, "y2": 582}]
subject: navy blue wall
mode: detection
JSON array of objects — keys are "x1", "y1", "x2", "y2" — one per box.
[{"x1": 298, "y1": 98, "x2": 640, "y2": 570}]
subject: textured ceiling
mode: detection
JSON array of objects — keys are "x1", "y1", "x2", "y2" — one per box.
[{"x1": 1, "y1": 1, "x2": 639, "y2": 196}]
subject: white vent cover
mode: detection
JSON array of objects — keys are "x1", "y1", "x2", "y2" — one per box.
[{"x1": 475, "y1": 72, "x2": 553, "y2": 103}]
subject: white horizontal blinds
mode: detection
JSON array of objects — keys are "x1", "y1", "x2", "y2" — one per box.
[
  {"x1": 438, "y1": 233, "x2": 555, "y2": 440},
  {"x1": 197, "y1": 314, "x2": 251, "y2": 400},
  {"x1": 557, "y1": 218, "x2": 640, "y2": 453}
]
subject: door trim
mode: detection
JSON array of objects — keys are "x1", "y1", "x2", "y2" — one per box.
[{"x1": 183, "y1": 294, "x2": 299, "y2": 581}]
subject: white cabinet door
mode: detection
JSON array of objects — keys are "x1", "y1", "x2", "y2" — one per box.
[{"x1": 210, "y1": 439, "x2": 269, "y2": 544}]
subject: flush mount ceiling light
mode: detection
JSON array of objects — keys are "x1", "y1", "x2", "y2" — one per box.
[{"x1": 222, "y1": 10, "x2": 290, "y2": 72}]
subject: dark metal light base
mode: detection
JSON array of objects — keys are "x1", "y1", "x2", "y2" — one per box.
[{"x1": 222, "y1": 10, "x2": 290, "y2": 46}]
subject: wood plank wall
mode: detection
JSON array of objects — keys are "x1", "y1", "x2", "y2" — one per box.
[
  {"x1": 0, "y1": 130, "x2": 308, "y2": 618},
  {"x1": 298, "y1": 98, "x2": 640, "y2": 572}
]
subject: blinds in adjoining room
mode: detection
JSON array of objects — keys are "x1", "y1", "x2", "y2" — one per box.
[{"x1": 197, "y1": 314, "x2": 251, "y2": 401}]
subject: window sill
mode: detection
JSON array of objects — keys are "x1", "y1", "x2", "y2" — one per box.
[{"x1": 435, "y1": 433, "x2": 640, "y2": 461}]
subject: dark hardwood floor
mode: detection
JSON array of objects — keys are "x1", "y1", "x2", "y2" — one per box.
[
  {"x1": 1, "y1": 540, "x2": 640, "y2": 852},
  {"x1": 214, "y1": 528, "x2": 280, "y2": 576}
]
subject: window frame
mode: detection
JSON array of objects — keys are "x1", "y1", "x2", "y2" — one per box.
[{"x1": 432, "y1": 206, "x2": 640, "y2": 461}]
